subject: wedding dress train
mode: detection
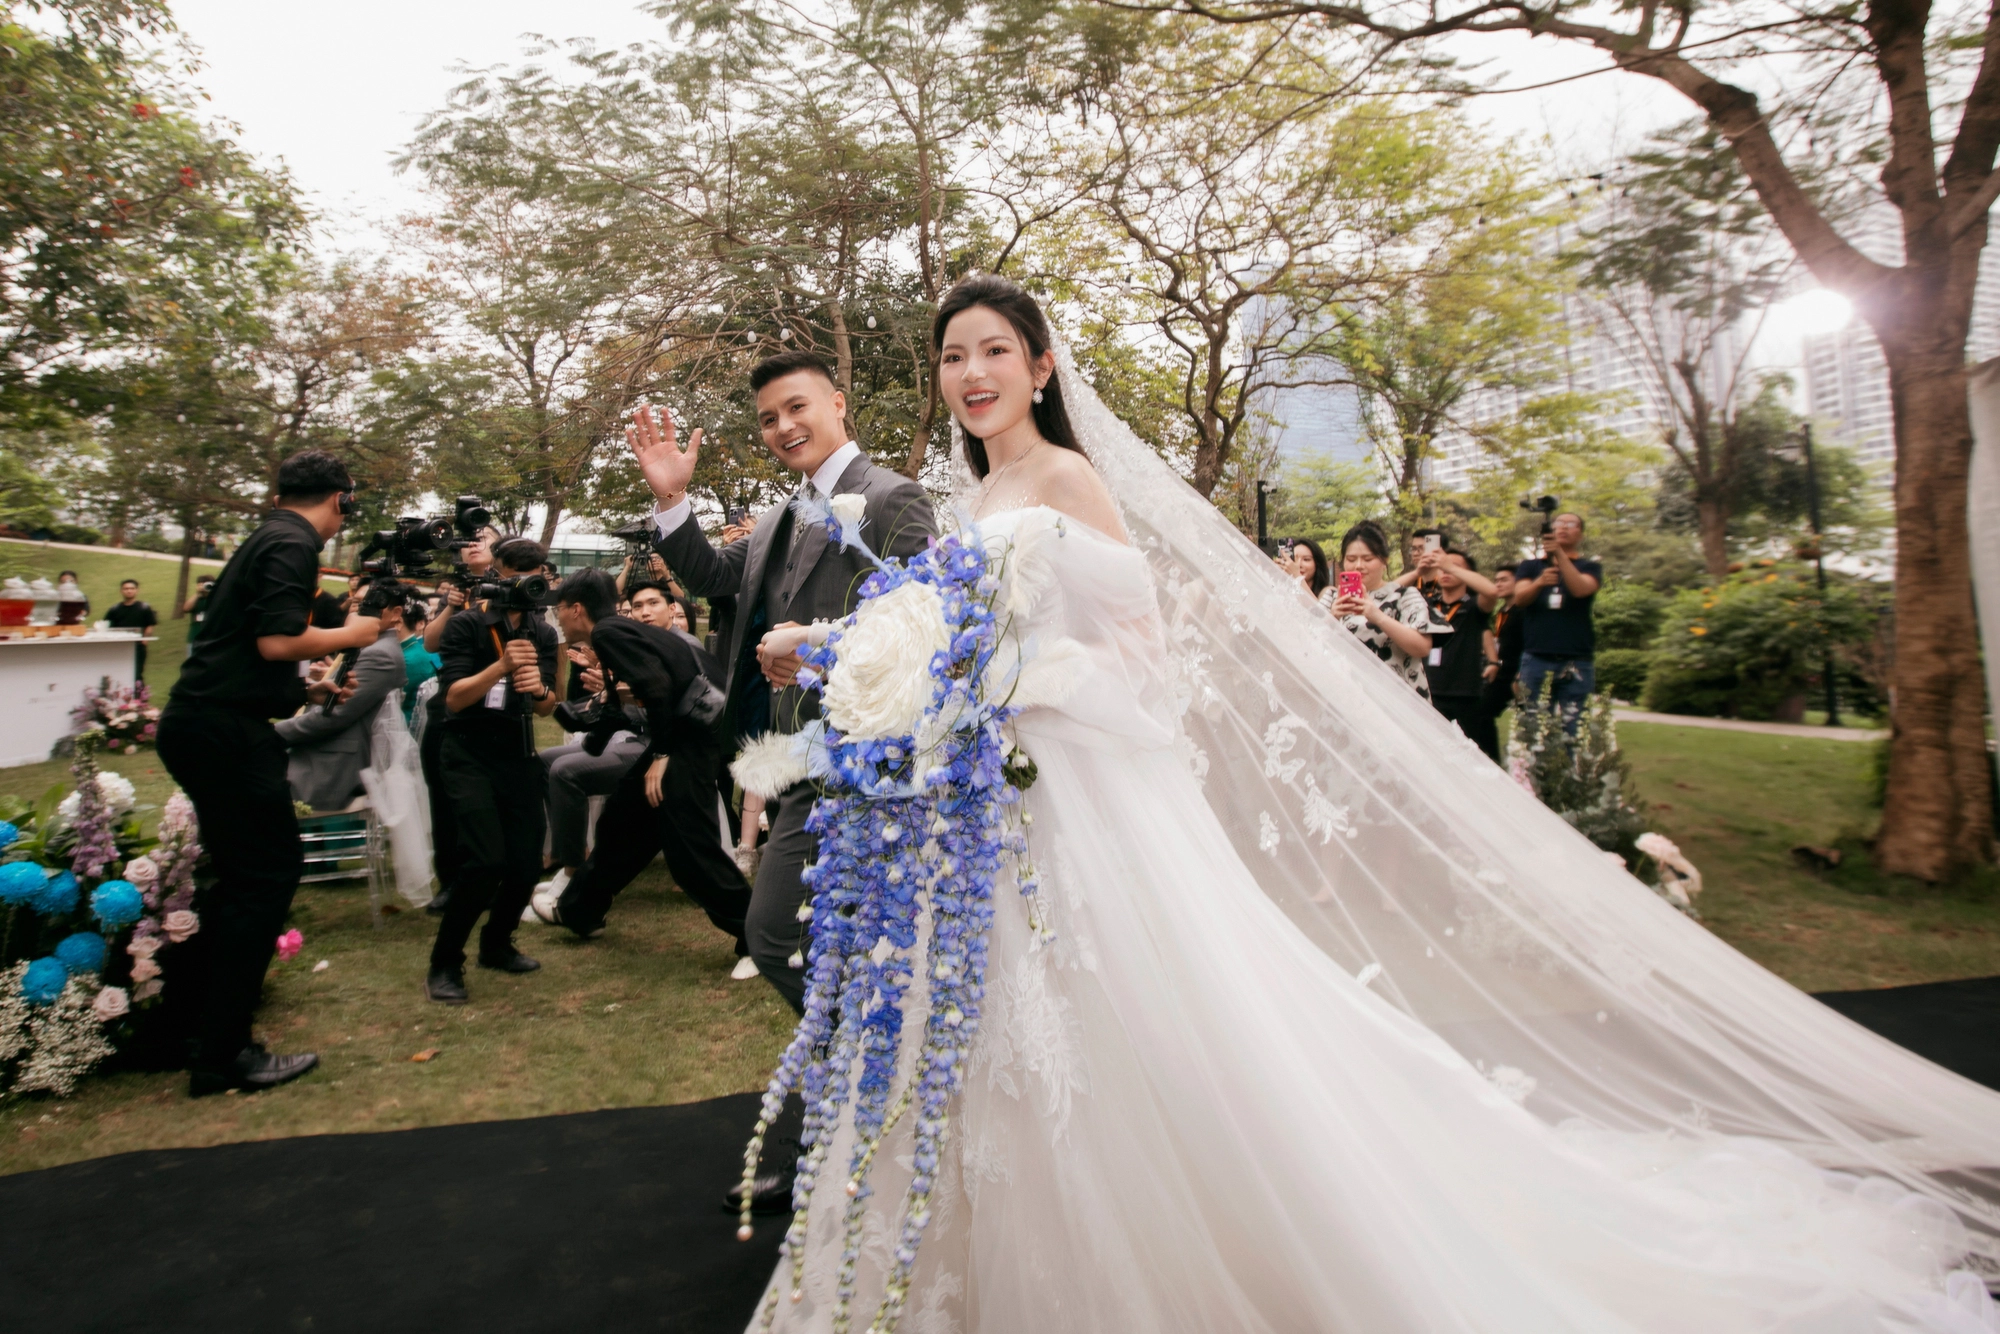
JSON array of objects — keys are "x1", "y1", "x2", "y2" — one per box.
[{"x1": 752, "y1": 503, "x2": 1999, "y2": 1333}]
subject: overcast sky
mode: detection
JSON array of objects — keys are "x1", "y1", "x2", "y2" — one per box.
[{"x1": 166, "y1": 1, "x2": 1834, "y2": 366}]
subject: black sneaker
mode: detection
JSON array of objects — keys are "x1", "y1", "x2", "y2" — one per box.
[
  {"x1": 476, "y1": 951, "x2": 541, "y2": 974},
  {"x1": 426, "y1": 967, "x2": 469, "y2": 1004}
]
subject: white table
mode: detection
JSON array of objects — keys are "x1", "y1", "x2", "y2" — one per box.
[{"x1": 0, "y1": 632, "x2": 143, "y2": 767}]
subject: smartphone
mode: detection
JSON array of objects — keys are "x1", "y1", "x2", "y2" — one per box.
[
  {"x1": 1422, "y1": 534, "x2": 1442, "y2": 553},
  {"x1": 1337, "y1": 571, "x2": 1365, "y2": 601},
  {"x1": 727, "y1": 507, "x2": 749, "y2": 527}
]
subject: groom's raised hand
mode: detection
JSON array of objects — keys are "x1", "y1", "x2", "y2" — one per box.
[{"x1": 627, "y1": 404, "x2": 701, "y2": 507}]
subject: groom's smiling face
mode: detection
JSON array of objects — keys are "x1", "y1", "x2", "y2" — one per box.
[{"x1": 756, "y1": 369, "x2": 849, "y2": 477}]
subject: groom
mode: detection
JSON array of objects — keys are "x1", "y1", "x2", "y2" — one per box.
[{"x1": 630, "y1": 350, "x2": 937, "y2": 1014}]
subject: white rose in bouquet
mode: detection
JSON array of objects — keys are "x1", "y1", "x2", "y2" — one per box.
[{"x1": 822, "y1": 581, "x2": 950, "y2": 741}]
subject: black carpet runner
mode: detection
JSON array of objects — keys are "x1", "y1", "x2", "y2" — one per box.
[{"x1": 2, "y1": 980, "x2": 1994, "y2": 1333}]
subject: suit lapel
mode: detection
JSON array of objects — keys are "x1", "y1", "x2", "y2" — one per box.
[{"x1": 779, "y1": 455, "x2": 866, "y2": 609}]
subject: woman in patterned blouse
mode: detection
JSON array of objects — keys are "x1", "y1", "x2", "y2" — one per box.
[{"x1": 1328, "y1": 521, "x2": 1447, "y2": 699}]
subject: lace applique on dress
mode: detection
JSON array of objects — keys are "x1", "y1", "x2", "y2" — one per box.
[{"x1": 984, "y1": 952, "x2": 1088, "y2": 1143}]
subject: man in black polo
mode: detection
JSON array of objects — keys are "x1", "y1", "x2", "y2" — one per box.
[
  {"x1": 157, "y1": 450, "x2": 380, "y2": 1097},
  {"x1": 426, "y1": 536, "x2": 560, "y2": 1004},
  {"x1": 103, "y1": 579, "x2": 159, "y2": 681},
  {"x1": 535, "y1": 568, "x2": 750, "y2": 950}
]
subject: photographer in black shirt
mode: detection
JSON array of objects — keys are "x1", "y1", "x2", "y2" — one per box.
[
  {"x1": 157, "y1": 450, "x2": 380, "y2": 1097},
  {"x1": 426, "y1": 537, "x2": 560, "y2": 1004},
  {"x1": 534, "y1": 569, "x2": 751, "y2": 951}
]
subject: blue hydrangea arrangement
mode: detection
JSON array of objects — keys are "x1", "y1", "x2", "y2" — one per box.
[
  {"x1": 0, "y1": 860, "x2": 44, "y2": 906},
  {"x1": 740, "y1": 510, "x2": 1049, "y2": 1334},
  {"x1": 34, "y1": 868, "x2": 79, "y2": 917},
  {"x1": 89, "y1": 879, "x2": 143, "y2": 930},
  {"x1": 53, "y1": 931, "x2": 107, "y2": 976},
  {"x1": 20, "y1": 957, "x2": 67, "y2": 1007},
  {"x1": 0, "y1": 821, "x2": 17, "y2": 849}
]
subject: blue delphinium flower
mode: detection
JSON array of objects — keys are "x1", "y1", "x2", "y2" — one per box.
[
  {"x1": 21, "y1": 956, "x2": 67, "y2": 1006},
  {"x1": 0, "y1": 820, "x2": 17, "y2": 849},
  {"x1": 90, "y1": 879, "x2": 143, "y2": 930},
  {"x1": 33, "y1": 868, "x2": 79, "y2": 916},
  {"x1": 53, "y1": 931, "x2": 108, "y2": 976},
  {"x1": 0, "y1": 860, "x2": 44, "y2": 905}
]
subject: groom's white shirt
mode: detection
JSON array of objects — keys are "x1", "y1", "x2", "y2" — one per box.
[{"x1": 651, "y1": 440, "x2": 863, "y2": 540}]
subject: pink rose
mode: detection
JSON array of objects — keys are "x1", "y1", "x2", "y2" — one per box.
[
  {"x1": 128, "y1": 934, "x2": 162, "y2": 959},
  {"x1": 93, "y1": 986, "x2": 130, "y2": 1021},
  {"x1": 131, "y1": 956, "x2": 161, "y2": 984},
  {"x1": 133, "y1": 979, "x2": 162, "y2": 1002},
  {"x1": 275, "y1": 928, "x2": 303, "y2": 961},
  {"x1": 125, "y1": 855, "x2": 160, "y2": 890},
  {"x1": 162, "y1": 910, "x2": 199, "y2": 943}
]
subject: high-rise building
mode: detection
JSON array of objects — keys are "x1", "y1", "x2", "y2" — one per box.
[{"x1": 1801, "y1": 209, "x2": 2000, "y2": 467}]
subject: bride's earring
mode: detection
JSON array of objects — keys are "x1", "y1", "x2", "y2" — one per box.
[{"x1": 1033, "y1": 387, "x2": 1045, "y2": 404}]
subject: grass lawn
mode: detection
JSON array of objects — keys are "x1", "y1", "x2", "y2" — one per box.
[{"x1": 1617, "y1": 721, "x2": 2000, "y2": 991}]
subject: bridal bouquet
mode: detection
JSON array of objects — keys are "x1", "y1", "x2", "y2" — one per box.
[
  {"x1": 732, "y1": 499, "x2": 1080, "y2": 1334},
  {"x1": 0, "y1": 734, "x2": 202, "y2": 1096}
]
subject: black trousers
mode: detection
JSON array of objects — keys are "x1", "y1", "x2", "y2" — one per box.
[
  {"x1": 156, "y1": 703, "x2": 305, "y2": 1067},
  {"x1": 556, "y1": 743, "x2": 751, "y2": 944},
  {"x1": 133, "y1": 641, "x2": 149, "y2": 682},
  {"x1": 419, "y1": 701, "x2": 463, "y2": 896},
  {"x1": 740, "y1": 780, "x2": 822, "y2": 1015},
  {"x1": 1434, "y1": 693, "x2": 1501, "y2": 762},
  {"x1": 429, "y1": 731, "x2": 546, "y2": 970}
]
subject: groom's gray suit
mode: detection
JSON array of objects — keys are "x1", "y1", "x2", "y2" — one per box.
[{"x1": 654, "y1": 444, "x2": 936, "y2": 1011}]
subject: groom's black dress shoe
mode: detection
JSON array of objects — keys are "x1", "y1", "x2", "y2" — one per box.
[
  {"x1": 724, "y1": 1171, "x2": 797, "y2": 1216},
  {"x1": 189, "y1": 1044, "x2": 318, "y2": 1098},
  {"x1": 477, "y1": 951, "x2": 541, "y2": 974}
]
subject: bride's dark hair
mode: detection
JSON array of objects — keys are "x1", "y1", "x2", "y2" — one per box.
[{"x1": 932, "y1": 274, "x2": 1084, "y2": 478}]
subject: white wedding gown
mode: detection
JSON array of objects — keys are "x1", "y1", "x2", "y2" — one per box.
[
  {"x1": 751, "y1": 504, "x2": 1999, "y2": 1334},
  {"x1": 743, "y1": 342, "x2": 2000, "y2": 1332}
]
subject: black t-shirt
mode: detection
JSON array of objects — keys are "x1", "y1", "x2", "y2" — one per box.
[
  {"x1": 104, "y1": 600, "x2": 158, "y2": 633},
  {"x1": 1424, "y1": 589, "x2": 1490, "y2": 698},
  {"x1": 436, "y1": 605, "x2": 559, "y2": 753},
  {"x1": 169, "y1": 510, "x2": 323, "y2": 717},
  {"x1": 311, "y1": 589, "x2": 347, "y2": 630},
  {"x1": 1511, "y1": 556, "x2": 1602, "y2": 658}
]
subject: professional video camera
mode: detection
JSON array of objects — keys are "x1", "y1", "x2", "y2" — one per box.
[
  {"x1": 1519, "y1": 494, "x2": 1559, "y2": 535},
  {"x1": 358, "y1": 496, "x2": 494, "y2": 579},
  {"x1": 473, "y1": 571, "x2": 552, "y2": 612},
  {"x1": 610, "y1": 517, "x2": 654, "y2": 560}
]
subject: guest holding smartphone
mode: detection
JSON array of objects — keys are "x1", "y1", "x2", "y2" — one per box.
[
  {"x1": 1424, "y1": 552, "x2": 1501, "y2": 760},
  {"x1": 1331, "y1": 521, "x2": 1444, "y2": 698},
  {"x1": 1274, "y1": 538, "x2": 1331, "y2": 603}
]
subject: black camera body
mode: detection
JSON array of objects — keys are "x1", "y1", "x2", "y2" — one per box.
[
  {"x1": 474, "y1": 572, "x2": 551, "y2": 612},
  {"x1": 359, "y1": 496, "x2": 494, "y2": 579},
  {"x1": 554, "y1": 696, "x2": 643, "y2": 756},
  {"x1": 610, "y1": 517, "x2": 654, "y2": 560},
  {"x1": 1520, "y1": 494, "x2": 1559, "y2": 535}
]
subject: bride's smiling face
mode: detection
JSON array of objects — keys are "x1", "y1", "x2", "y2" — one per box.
[{"x1": 938, "y1": 305, "x2": 1052, "y2": 440}]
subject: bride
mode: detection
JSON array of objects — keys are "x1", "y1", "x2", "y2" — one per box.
[{"x1": 738, "y1": 274, "x2": 2000, "y2": 1333}]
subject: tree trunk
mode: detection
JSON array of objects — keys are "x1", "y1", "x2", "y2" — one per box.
[
  {"x1": 538, "y1": 499, "x2": 564, "y2": 551},
  {"x1": 828, "y1": 298, "x2": 856, "y2": 442},
  {"x1": 172, "y1": 510, "x2": 198, "y2": 621},
  {"x1": 1873, "y1": 336, "x2": 1993, "y2": 880},
  {"x1": 1694, "y1": 493, "x2": 1729, "y2": 576}
]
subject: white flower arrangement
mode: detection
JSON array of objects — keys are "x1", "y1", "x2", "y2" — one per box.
[{"x1": 56, "y1": 771, "x2": 136, "y2": 823}]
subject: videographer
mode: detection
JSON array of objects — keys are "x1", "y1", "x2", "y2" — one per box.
[
  {"x1": 530, "y1": 579, "x2": 680, "y2": 905},
  {"x1": 1510, "y1": 511, "x2": 1601, "y2": 732},
  {"x1": 535, "y1": 568, "x2": 750, "y2": 951},
  {"x1": 425, "y1": 537, "x2": 559, "y2": 1005},
  {"x1": 423, "y1": 523, "x2": 499, "y2": 653},
  {"x1": 157, "y1": 449, "x2": 380, "y2": 1098}
]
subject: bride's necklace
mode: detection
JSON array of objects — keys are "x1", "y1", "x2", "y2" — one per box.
[{"x1": 980, "y1": 439, "x2": 1043, "y2": 498}]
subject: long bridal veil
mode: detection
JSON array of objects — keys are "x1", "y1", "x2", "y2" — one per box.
[{"x1": 952, "y1": 344, "x2": 2000, "y2": 1276}]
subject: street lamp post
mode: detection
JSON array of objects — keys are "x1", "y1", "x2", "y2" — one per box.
[
  {"x1": 1256, "y1": 479, "x2": 1275, "y2": 556},
  {"x1": 1799, "y1": 423, "x2": 1842, "y2": 727}
]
